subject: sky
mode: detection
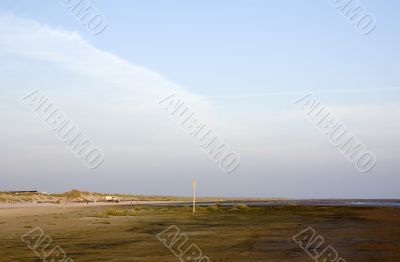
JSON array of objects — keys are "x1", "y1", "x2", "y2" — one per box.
[{"x1": 0, "y1": 0, "x2": 399, "y2": 198}]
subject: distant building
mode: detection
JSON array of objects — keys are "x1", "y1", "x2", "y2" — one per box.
[{"x1": 6, "y1": 191, "x2": 38, "y2": 194}]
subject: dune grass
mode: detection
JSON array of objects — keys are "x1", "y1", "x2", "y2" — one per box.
[
  {"x1": 207, "y1": 205, "x2": 219, "y2": 211},
  {"x1": 235, "y1": 203, "x2": 249, "y2": 209},
  {"x1": 105, "y1": 208, "x2": 137, "y2": 216},
  {"x1": 90, "y1": 207, "x2": 139, "y2": 218},
  {"x1": 2, "y1": 205, "x2": 400, "y2": 261}
]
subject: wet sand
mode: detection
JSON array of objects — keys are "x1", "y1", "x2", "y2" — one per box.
[
  {"x1": 0, "y1": 200, "x2": 187, "y2": 209},
  {"x1": 0, "y1": 204, "x2": 399, "y2": 261}
]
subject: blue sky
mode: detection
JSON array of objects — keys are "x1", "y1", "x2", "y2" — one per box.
[
  {"x1": 3, "y1": 0, "x2": 400, "y2": 96},
  {"x1": 0, "y1": 1, "x2": 399, "y2": 198}
]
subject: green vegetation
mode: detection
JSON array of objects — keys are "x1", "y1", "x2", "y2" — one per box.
[
  {"x1": 0, "y1": 191, "x2": 55, "y2": 203},
  {"x1": 53, "y1": 189, "x2": 84, "y2": 199},
  {"x1": 235, "y1": 203, "x2": 249, "y2": 209},
  {"x1": 207, "y1": 205, "x2": 219, "y2": 211},
  {"x1": 1, "y1": 189, "x2": 286, "y2": 203},
  {"x1": 103, "y1": 208, "x2": 137, "y2": 217},
  {"x1": 1, "y1": 205, "x2": 400, "y2": 261},
  {"x1": 51, "y1": 189, "x2": 227, "y2": 202}
]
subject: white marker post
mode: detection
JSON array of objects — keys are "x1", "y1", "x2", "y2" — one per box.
[{"x1": 192, "y1": 178, "x2": 196, "y2": 214}]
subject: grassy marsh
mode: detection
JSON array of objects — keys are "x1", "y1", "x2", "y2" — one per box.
[{"x1": 0, "y1": 205, "x2": 399, "y2": 261}]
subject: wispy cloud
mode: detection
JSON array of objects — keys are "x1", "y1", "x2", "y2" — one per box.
[
  {"x1": 0, "y1": 14, "x2": 399, "y2": 198},
  {"x1": 200, "y1": 87, "x2": 400, "y2": 100}
]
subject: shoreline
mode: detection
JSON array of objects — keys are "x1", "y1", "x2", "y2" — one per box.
[
  {"x1": 1, "y1": 198, "x2": 400, "y2": 210},
  {"x1": 0, "y1": 200, "x2": 190, "y2": 209}
]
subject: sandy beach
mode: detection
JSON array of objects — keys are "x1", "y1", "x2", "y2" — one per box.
[{"x1": 0, "y1": 200, "x2": 186, "y2": 209}]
